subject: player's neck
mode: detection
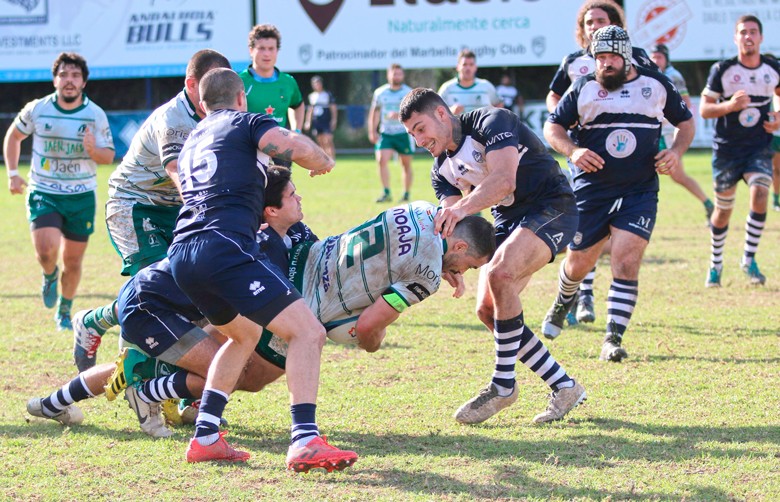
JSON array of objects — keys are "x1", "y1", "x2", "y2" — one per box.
[
  {"x1": 738, "y1": 52, "x2": 761, "y2": 68},
  {"x1": 269, "y1": 222, "x2": 291, "y2": 237},
  {"x1": 56, "y1": 94, "x2": 84, "y2": 110},
  {"x1": 253, "y1": 64, "x2": 276, "y2": 78},
  {"x1": 448, "y1": 116, "x2": 462, "y2": 153},
  {"x1": 458, "y1": 77, "x2": 475, "y2": 87}
]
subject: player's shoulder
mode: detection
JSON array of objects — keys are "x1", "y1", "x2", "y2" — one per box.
[
  {"x1": 760, "y1": 54, "x2": 780, "y2": 73},
  {"x1": 562, "y1": 48, "x2": 588, "y2": 66},
  {"x1": 21, "y1": 93, "x2": 54, "y2": 114},
  {"x1": 711, "y1": 56, "x2": 740, "y2": 74},
  {"x1": 82, "y1": 95, "x2": 108, "y2": 114},
  {"x1": 632, "y1": 47, "x2": 658, "y2": 71},
  {"x1": 154, "y1": 91, "x2": 197, "y2": 128},
  {"x1": 438, "y1": 77, "x2": 458, "y2": 92},
  {"x1": 475, "y1": 77, "x2": 496, "y2": 89}
]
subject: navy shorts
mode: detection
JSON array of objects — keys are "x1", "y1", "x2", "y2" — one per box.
[
  {"x1": 571, "y1": 191, "x2": 658, "y2": 250},
  {"x1": 168, "y1": 231, "x2": 301, "y2": 327},
  {"x1": 712, "y1": 147, "x2": 772, "y2": 193},
  {"x1": 311, "y1": 115, "x2": 332, "y2": 135},
  {"x1": 494, "y1": 195, "x2": 579, "y2": 262},
  {"x1": 117, "y1": 271, "x2": 208, "y2": 363}
]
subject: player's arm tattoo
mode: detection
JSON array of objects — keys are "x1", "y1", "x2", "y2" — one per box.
[{"x1": 261, "y1": 142, "x2": 294, "y2": 161}]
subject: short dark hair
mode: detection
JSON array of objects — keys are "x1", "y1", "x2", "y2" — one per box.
[
  {"x1": 265, "y1": 166, "x2": 293, "y2": 209},
  {"x1": 575, "y1": 1, "x2": 625, "y2": 48},
  {"x1": 186, "y1": 49, "x2": 231, "y2": 81},
  {"x1": 736, "y1": 14, "x2": 762, "y2": 34},
  {"x1": 52, "y1": 52, "x2": 89, "y2": 80},
  {"x1": 452, "y1": 215, "x2": 496, "y2": 260},
  {"x1": 458, "y1": 49, "x2": 476, "y2": 62},
  {"x1": 650, "y1": 43, "x2": 670, "y2": 63},
  {"x1": 399, "y1": 88, "x2": 450, "y2": 123},
  {"x1": 249, "y1": 24, "x2": 281, "y2": 49},
  {"x1": 199, "y1": 68, "x2": 244, "y2": 111},
  {"x1": 388, "y1": 63, "x2": 403, "y2": 72}
]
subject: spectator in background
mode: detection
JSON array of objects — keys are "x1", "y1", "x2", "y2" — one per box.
[
  {"x1": 239, "y1": 24, "x2": 303, "y2": 167},
  {"x1": 3, "y1": 52, "x2": 114, "y2": 331},
  {"x1": 304, "y1": 75, "x2": 337, "y2": 160},
  {"x1": 368, "y1": 63, "x2": 414, "y2": 203},
  {"x1": 438, "y1": 49, "x2": 502, "y2": 115},
  {"x1": 649, "y1": 44, "x2": 714, "y2": 220},
  {"x1": 496, "y1": 74, "x2": 524, "y2": 115}
]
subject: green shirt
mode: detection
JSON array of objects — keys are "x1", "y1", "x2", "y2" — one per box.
[{"x1": 238, "y1": 66, "x2": 303, "y2": 129}]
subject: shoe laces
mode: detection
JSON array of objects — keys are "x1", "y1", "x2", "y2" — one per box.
[{"x1": 471, "y1": 384, "x2": 499, "y2": 407}]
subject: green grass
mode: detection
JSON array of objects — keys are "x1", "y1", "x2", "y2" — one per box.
[{"x1": 1, "y1": 152, "x2": 778, "y2": 501}]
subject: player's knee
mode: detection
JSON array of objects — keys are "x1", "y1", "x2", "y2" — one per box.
[
  {"x1": 475, "y1": 303, "x2": 493, "y2": 327},
  {"x1": 486, "y1": 262, "x2": 518, "y2": 288},
  {"x1": 293, "y1": 324, "x2": 327, "y2": 349},
  {"x1": 715, "y1": 193, "x2": 736, "y2": 211}
]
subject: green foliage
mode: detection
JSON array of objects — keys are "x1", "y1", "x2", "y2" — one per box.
[{"x1": 1, "y1": 153, "x2": 778, "y2": 500}]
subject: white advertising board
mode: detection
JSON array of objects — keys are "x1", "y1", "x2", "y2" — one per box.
[
  {"x1": 0, "y1": 0, "x2": 252, "y2": 82},
  {"x1": 626, "y1": 0, "x2": 780, "y2": 61},
  {"x1": 255, "y1": 0, "x2": 584, "y2": 72}
]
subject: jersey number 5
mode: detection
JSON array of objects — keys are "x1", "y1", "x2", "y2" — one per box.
[{"x1": 345, "y1": 217, "x2": 385, "y2": 268}]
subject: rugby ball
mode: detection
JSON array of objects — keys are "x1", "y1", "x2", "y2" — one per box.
[{"x1": 325, "y1": 311, "x2": 363, "y2": 345}]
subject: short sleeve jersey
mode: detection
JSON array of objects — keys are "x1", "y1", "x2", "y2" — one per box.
[
  {"x1": 173, "y1": 110, "x2": 277, "y2": 242},
  {"x1": 371, "y1": 83, "x2": 413, "y2": 135},
  {"x1": 239, "y1": 67, "x2": 303, "y2": 129},
  {"x1": 702, "y1": 55, "x2": 780, "y2": 157},
  {"x1": 14, "y1": 93, "x2": 113, "y2": 194},
  {"x1": 548, "y1": 66, "x2": 692, "y2": 206},
  {"x1": 438, "y1": 77, "x2": 501, "y2": 113},
  {"x1": 496, "y1": 84, "x2": 519, "y2": 109},
  {"x1": 308, "y1": 91, "x2": 334, "y2": 123},
  {"x1": 108, "y1": 90, "x2": 199, "y2": 206},
  {"x1": 431, "y1": 107, "x2": 571, "y2": 226},
  {"x1": 291, "y1": 201, "x2": 443, "y2": 324},
  {"x1": 549, "y1": 46, "x2": 658, "y2": 97}
]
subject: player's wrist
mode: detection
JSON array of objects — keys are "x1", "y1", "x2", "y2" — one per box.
[{"x1": 7, "y1": 169, "x2": 19, "y2": 178}]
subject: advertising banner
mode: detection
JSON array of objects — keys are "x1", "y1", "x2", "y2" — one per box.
[
  {"x1": 0, "y1": 0, "x2": 252, "y2": 82},
  {"x1": 626, "y1": 0, "x2": 780, "y2": 61},
  {"x1": 254, "y1": 0, "x2": 584, "y2": 72}
]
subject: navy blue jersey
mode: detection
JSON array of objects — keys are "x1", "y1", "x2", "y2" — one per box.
[
  {"x1": 703, "y1": 55, "x2": 780, "y2": 158},
  {"x1": 430, "y1": 107, "x2": 572, "y2": 226},
  {"x1": 549, "y1": 46, "x2": 658, "y2": 97},
  {"x1": 257, "y1": 222, "x2": 318, "y2": 272},
  {"x1": 119, "y1": 258, "x2": 204, "y2": 323},
  {"x1": 548, "y1": 66, "x2": 691, "y2": 206},
  {"x1": 173, "y1": 109, "x2": 277, "y2": 242}
]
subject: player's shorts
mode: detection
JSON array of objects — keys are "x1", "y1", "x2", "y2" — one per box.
[
  {"x1": 712, "y1": 147, "x2": 773, "y2": 193},
  {"x1": 570, "y1": 191, "x2": 658, "y2": 251},
  {"x1": 376, "y1": 132, "x2": 415, "y2": 155},
  {"x1": 168, "y1": 230, "x2": 302, "y2": 327},
  {"x1": 116, "y1": 265, "x2": 209, "y2": 364},
  {"x1": 494, "y1": 194, "x2": 578, "y2": 262},
  {"x1": 772, "y1": 135, "x2": 780, "y2": 153},
  {"x1": 27, "y1": 189, "x2": 95, "y2": 242},
  {"x1": 311, "y1": 115, "x2": 332, "y2": 135},
  {"x1": 106, "y1": 199, "x2": 180, "y2": 276}
]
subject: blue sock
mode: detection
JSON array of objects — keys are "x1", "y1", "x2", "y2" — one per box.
[
  {"x1": 194, "y1": 388, "x2": 228, "y2": 446},
  {"x1": 290, "y1": 403, "x2": 319, "y2": 446}
]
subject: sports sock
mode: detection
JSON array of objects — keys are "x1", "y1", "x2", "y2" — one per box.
[
  {"x1": 710, "y1": 224, "x2": 728, "y2": 270},
  {"x1": 194, "y1": 388, "x2": 228, "y2": 446},
  {"x1": 606, "y1": 278, "x2": 638, "y2": 343},
  {"x1": 43, "y1": 267, "x2": 58, "y2": 282},
  {"x1": 82, "y1": 301, "x2": 118, "y2": 335},
  {"x1": 742, "y1": 211, "x2": 766, "y2": 265},
  {"x1": 290, "y1": 403, "x2": 320, "y2": 447},
  {"x1": 773, "y1": 192, "x2": 779, "y2": 206},
  {"x1": 579, "y1": 267, "x2": 596, "y2": 300},
  {"x1": 555, "y1": 259, "x2": 581, "y2": 304},
  {"x1": 41, "y1": 374, "x2": 94, "y2": 416},
  {"x1": 57, "y1": 297, "x2": 73, "y2": 315},
  {"x1": 516, "y1": 323, "x2": 572, "y2": 391},
  {"x1": 136, "y1": 371, "x2": 193, "y2": 403},
  {"x1": 704, "y1": 199, "x2": 714, "y2": 212},
  {"x1": 491, "y1": 314, "x2": 524, "y2": 396}
]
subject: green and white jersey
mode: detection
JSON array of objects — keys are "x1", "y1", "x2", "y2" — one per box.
[
  {"x1": 438, "y1": 77, "x2": 500, "y2": 114},
  {"x1": 371, "y1": 83, "x2": 413, "y2": 135},
  {"x1": 108, "y1": 90, "x2": 199, "y2": 206},
  {"x1": 289, "y1": 201, "x2": 444, "y2": 325},
  {"x1": 14, "y1": 93, "x2": 113, "y2": 194},
  {"x1": 239, "y1": 67, "x2": 303, "y2": 129}
]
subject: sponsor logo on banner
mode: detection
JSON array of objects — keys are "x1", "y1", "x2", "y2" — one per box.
[
  {"x1": 631, "y1": 0, "x2": 693, "y2": 50},
  {"x1": 300, "y1": 0, "x2": 344, "y2": 33},
  {"x1": 0, "y1": 0, "x2": 47, "y2": 25}
]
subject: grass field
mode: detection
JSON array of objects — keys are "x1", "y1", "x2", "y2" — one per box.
[{"x1": 1, "y1": 152, "x2": 778, "y2": 501}]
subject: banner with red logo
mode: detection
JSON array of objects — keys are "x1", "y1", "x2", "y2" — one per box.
[
  {"x1": 255, "y1": 0, "x2": 583, "y2": 71},
  {"x1": 0, "y1": 0, "x2": 252, "y2": 82},
  {"x1": 626, "y1": 0, "x2": 780, "y2": 61}
]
